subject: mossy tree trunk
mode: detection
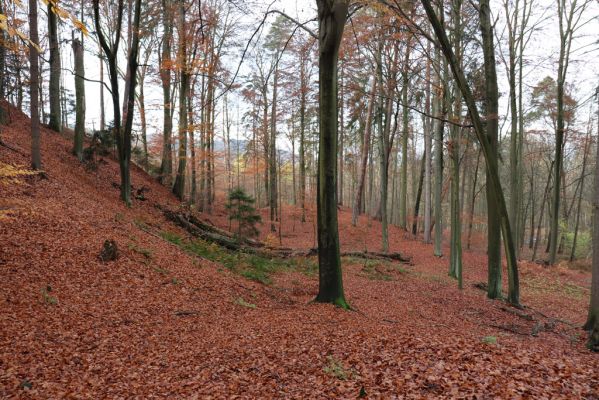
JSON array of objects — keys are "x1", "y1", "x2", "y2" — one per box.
[{"x1": 315, "y1": 0, "x2": 349, "y2": 309}]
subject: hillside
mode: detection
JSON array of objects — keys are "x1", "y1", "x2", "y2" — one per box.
[{"x1": 1, "y1": 105, "x2": 598, "y2": 398}]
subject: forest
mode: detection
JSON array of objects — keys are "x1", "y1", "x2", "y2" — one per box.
[{"x1": 1, "y1": 0, "x2": 599, "y2": 397}]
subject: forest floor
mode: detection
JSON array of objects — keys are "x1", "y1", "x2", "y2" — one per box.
[{"x1": 1, "y1": 104, "x2": 598, "y2": 398}]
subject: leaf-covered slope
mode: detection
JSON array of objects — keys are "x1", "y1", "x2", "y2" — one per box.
[{"x1": 0, "y1": 104, "x2": 597, "y2": 398}]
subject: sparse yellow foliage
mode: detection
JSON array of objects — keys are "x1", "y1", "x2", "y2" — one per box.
[{"x1": 0, "y1": 162, "x2": 37, "y2": 185}]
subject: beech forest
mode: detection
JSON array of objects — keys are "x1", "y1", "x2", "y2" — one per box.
[{"x1": 1, "y1": 0, "x2": 599, "y2": 397}]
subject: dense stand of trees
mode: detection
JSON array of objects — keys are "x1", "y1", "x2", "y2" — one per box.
[{"x1": 0, "y1": 0, "x2": 598, "y2": 349}]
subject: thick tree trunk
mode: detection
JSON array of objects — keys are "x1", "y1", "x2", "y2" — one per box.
[
  {"x1": 479, "y1": 0, "x2": 502, "y2": 300},
  {"x1": 29, "y1": 0, "x2": 41, "y2": 170},
  {"x1": 72, "y1": 37, "x2": 85, "y2": 161},
  {"x1": 315, "y1": 0, "x2": 349, "y2": 309},
  {"x1": 172, "y1": 0, "x2": 189, "y2": 201},
  {"x1": 586, "y1": 91, "x2": 599, "y2": 350},
  {"x1": 160, "y1": 0, "x2": 173, "y2": 186},
  {"x1": 47, "y1": 1, "x2": 62, "y2": 132}
]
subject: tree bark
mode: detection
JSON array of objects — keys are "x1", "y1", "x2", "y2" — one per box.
[
  {"x1": 47, "y1": 0, "x2": 62, "y2": 132},
  {"x1": 586, "y1": 88, "x2": 599, "y2": 350},
  {"x1": 172, "y1": 0, "x2": 189, "y2": 201},
  {"x1": 29, "y1": 0, "x2": 41, "y2": 170},
  {"x1": 72, "y1": 37, "x2": 85, "y2": 161},
  {"x1": 315, "y1": 0, "x2": 349, "y2": 309},
  {"x1": 159, "y1": 0, "x2": 173, "y2": 186}
]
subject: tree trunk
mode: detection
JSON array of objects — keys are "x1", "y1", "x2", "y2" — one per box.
[
  {"x1": 29, "y1": 0, "x2": 41, "y2": 170},
  {"x1": 160, "y1": 0, "x2": 173, "y2": 186},
  {"x1": 352, "y1": 76, "x2": 377, "y2": 226},
  {"x1": 172, "y1": 0, "x2": 189, "y2": 201},
  {"x1": 0, "y1": 0, "x2": 6, "y2": 125},
  {"x1": 72, "y1": 37, "x2": 85, "y2": 161},
  {"x1": 269, "y1": 65, "x2": 279, "y2": 232},
  {"x1": 299, "y1": 63, "x2": 307, "y2": 222},
  {"x1": 585, "y1": 90, "x2": 599, "y2": 350},
  {"x1": 399, "y1": 38, "x2": 411, "y2": 230},
  {"x1": 47, "y1": 1, "x2": 62, "y2": 132},
  {"x1": 423, "y1": 41, "x2": 432, "y2": 243},
  {"x1": 314, "y1": 0, "x2": 349, "y2": 309},
  {"x1": 422, "y1": 0, "x2": 520, "y2": 306},
  {"x1": 570, "y1": 131, "x2": 590, "y2": 261}
]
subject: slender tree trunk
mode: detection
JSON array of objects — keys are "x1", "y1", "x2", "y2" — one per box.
[
  {"x1": 29, "y1": 0, "x2": 41, "y2": 169},
  {"x1": 570, "y1": 129, "x2": 591, "y2": 261},
  {"x1": 0, "y1": 0, "x2": 6, "y2": 125},
  {"x1": 422, "y1": 0, "x2": 520, "y2": 305},
  {"x1": 99, "y1": 55, "x2": 106, "y2": 132},
  {"x1": 399, "y1": 40, "x2": 411, "y2": 230},
  {"x1": 72, "y1": 37, "x2": 85, "y2": 161},
  {"x1": 412, "y1": 154, "x2": 426, "y2": 235},
  {"x1": 315, "y1": 0, "x2": 349, "y2": 309},
  {"x1": 269, "y1": 65, "x2": 279, "y2": 232},
  {"x1": 466, "y1": 149, "x2": 481, "y2": 250},
  {"x1": 299, "y1": 65, "x2": 307, "y2": 222},
  {"x1": 423, "y1": 41, "x2": 432, "y2": 243},
  {"x1": 532, "y1": 161, "x2": 553, "y2": 261},
  {"x1": 352, "y1": 76, "x2": 377, "y2": 226},
  {"x1": 48, "y1": 1, "x2": 62, "y2": 132}
]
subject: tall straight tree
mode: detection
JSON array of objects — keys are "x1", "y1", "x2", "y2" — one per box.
[
  {"x1": 480, "y1": 0, "x2": 502, "y2": 299},
  {"x1": 586, "y1": 88, "x2": 599, "y2": 350},
  {"x1": 72, "y1": 35, "x2": 85, "y2": 161},
  {"x1": 314, "y1": 0, "x2": 349, "y2": 309},
  {"x1": 548, "y1": 0, "x2": 590, "y2": 265},
  {"x1": 352, "y1": 75, "x2": 376, "y2": 226},
  {"x1": 47, "y1": 0, "x2": 62, "y2": 132},
  {"x1": 172, "y1": 0, "x2": 188, "y2": 200},
  {"x1": 159, "y1": 0, "x2": 173, "y2": 186},
  {"x1": 0, "y1": 0, "x2": 6, "y2": 125},
  {"x1": 422, "y1": 0, "x2": 520, "y2": 306},
  {"x1": 29, "y1": 0, "x2": 41, "y2": 169}
]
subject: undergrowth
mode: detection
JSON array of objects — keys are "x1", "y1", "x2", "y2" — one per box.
[{"x1": 160, "y1": 231, "x2": 317, "y2": 284}]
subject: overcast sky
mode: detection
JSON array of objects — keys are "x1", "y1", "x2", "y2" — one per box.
[{"x1": 57, "y1": 0, "x2": 599, "y2": 153}]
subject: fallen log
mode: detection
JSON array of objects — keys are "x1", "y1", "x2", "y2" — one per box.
[
  {"x1": 341, "y1": 251, "x2": 412, "y2": 264},
  {"x1": 160, "y1": 206, "x2": 412, "y2": 263}
]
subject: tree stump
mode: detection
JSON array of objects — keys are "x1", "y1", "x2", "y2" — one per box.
[{"x1": 99, "y1": 240, "x2": 118, "y2": 262}]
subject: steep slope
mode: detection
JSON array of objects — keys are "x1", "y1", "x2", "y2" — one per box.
[{"x1": 1, "y1": 104, "x2": 598, "y2": 398}]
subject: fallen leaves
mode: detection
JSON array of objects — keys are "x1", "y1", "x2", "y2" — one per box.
[{"x1": 0, "y1": 103, "x2": 598, "y2": 398}]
